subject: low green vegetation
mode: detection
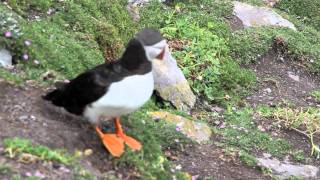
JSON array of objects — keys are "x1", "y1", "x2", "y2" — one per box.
[
  {"x1": 273, "y1": 107, "x2": 320, "y2": 157},
  {"x1": 3, "y1": 137, "x2": 75, "y2": 164},
  {"x1": 6, "y1": 0, "x2": 55, "y2": 17},
  {"x1": 0, "y1": 163, "x2": 11, "y2": 174},
  {"x1": 117, "y1": 102, "x2": 191, "y2": 179},
  {"x1": 239, "y1": 151, "x2": 258, "y2": 167},
  {"x1": 229, "y1": 27, "x2": 320, "y2": 73},
  {"x1": 216, "y1": 108, "x2": 306, "y2": 163},
  {"x1": 276, "y1": 0, "x2": 320, "y2": 31},
  {"x1": 141, "y1": 1, "x2": 255, "y2": 104},
  {"x1": 0, "y1": 0, "x2": 136, "y2": 84},
  {"x1": 237, "y1": 0, "x2": 265, "y2": 6},
  {"x1": 311, "y1": 90, "x2": 320, "y2": 102}
]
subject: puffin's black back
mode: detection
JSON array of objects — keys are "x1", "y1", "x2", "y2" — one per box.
[{"x1": 43, "y1": 38, "x2": 151, "y2": 115}]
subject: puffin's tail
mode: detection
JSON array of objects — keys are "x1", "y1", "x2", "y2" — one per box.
[{"x1": 42, "y1": 89, "x2": 64, "y2": 106}]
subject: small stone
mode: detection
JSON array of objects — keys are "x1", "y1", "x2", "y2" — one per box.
[
  {"x1": 18, "y1": 115, "x2": 29, "y2": 121},
  {"x1": 279, "y1": 57, "x2": 284, "y2": 63},
  {"x1": 264, "y1": 88, "x2": 272, "y2": 93},
  {"x1": 258, "y1": 125, "x2": 266, "y2": 132},
  {"x1": 212, "y1": 106, "x2": 224, "y2": 113},
  {"x1": 176, "y1": 164, "x2": 182, "y2": 170},
  {"x1": 34, "y1": 170, "x2": 45, "y2": 179},
  {"x1": 59, "y1": 166, "x2": 70, "y2": 173},
  {"x1": 33, "y1": 60, "x2": 40, "y2": 65},
  {"x1": 288, "y1": 72, "x2": 300, "y2": 82},
  {"x1": 263, "y1": 153, "x2": 272, "y2": 158},
  {"x1": 84, "y1": 149, "x2": 93, "y2": 156},
  {"x1": 0, "y1": 49, "x2": 12, "y2": 67}
]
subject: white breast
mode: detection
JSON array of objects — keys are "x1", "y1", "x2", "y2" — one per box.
[{"x1": 84, "y1": 72, "x2": 154, "y2": 124}]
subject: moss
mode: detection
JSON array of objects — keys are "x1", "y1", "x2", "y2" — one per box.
[
  {"x1": 229, "y1": 26, "x2": 320, "y2": 73},
  {"x1": 219, "y1": 109, "x2": 297, "y2": 158},
  {"x1": 276, "y1": 0, "x2": 320, "y2": 31},
  {"x1": 6, "y1": 0, "x2": 55, "y2": 17},
  {"x1": 116, "y1": 102, "x2": 192, "y2": 179}
]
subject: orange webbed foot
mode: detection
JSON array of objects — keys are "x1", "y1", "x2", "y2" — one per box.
[
  {"x1": 114, "y1": 117, "x2": 142, "y2": 151},
  {"x1": 95, "y1": 126, "x2": 125, "y2": 157},
  {"x1": 118, "y1": 134, "x2": 142, "y2": 151}
]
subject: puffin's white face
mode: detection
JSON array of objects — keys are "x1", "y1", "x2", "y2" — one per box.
[{"x1": 144, "y1": 39, "x2": 167, "y2": 61}]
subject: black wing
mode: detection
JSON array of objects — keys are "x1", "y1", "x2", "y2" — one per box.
[
  {"x1": 43, "y1": 62, "x2": 128, "y2": 115},
  {"x1": 43, "y1": 38, "x2": 148, "y2": 115}
]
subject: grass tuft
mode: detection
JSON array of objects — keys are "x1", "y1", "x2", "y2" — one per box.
[{"x1": 3, "y1": 137, "x2": 75, "y2": 165}]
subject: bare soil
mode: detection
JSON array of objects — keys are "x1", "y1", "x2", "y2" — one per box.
[
  {"x1": 0, "y1": 80, "x2": 134, "y2": 179},
  {"x1": 174, "y1": 141, "x2": 271, "y2": 180},
  {"x1": 245, "y1": 49, "x2": 320, "y2": 108}
]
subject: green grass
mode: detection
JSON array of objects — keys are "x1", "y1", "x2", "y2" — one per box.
[
  {"x1": 311, "y1": 90, "x2": 320, "y2": 102},
  {"x1": 229, "y1": 26, "x2": 320, "y2": 73},
  {"x1": 276, "y1": 0, "x2": 320, "y2": 31},
  {"x1": 115, "y1": 102, "x2": 191, "y2": 179},
  {"x1": 0, "y1": 0, "x2": 136, "y2": 84},
  {"x1": 3, "y1": 137, "x2": 75, "y2": 165},
  {"x1": 239, "y1": 151, "x2": 258, "y2": 167},
  {"x1": 6, "y1": 0, "x2": 55, "y2": 17},
  {"x1": 140, "y1": 1, "x2": 255, "y2": 105},
  {"x1": 236, "y1": 0, "x2": 265, "y2": 6},
  {"x1": 273, "y1": 107, "x2": 320, "y2": 157},
  {"x1": 217, "y1": 108, "x2": 304, "y2": 160},
  {"x1": 0, "y1": 163, "x2": 11, "y2": 174}
]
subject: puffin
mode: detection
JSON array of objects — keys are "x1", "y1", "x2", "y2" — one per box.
[{"x1": 43, "y1": 28, "x2": 167, "y2": 157}]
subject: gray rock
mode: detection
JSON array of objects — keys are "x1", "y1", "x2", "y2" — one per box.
[
  {"x1": 288, "y1": 71, "x2": 300, "y2": 82},
  {"x1": 148, "y1": 111, "x2": 212, "y2": 143},
  {"x1": 233, "y1": 1, "x2": 296, "y2": 30},
  {"x1": 257, "y1": 157, "x2": 320, "y2": 179},
  {"x1": 0, "y1": 49, "x2": 12, "y2": 67},
  {"x1": 153, "y1": 46, "x2": 196, "y2": 111}
]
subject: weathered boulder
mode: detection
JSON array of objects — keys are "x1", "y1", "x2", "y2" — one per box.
[
  {"x1": 153, "y1": 46, "x2": 196, "y2": 111},
  {"x1": 233, "y1": 1, "x2": 296, "y2": 30},
  {"x1": 148, "y1": 111, "x2": 212, "y2": 143}
]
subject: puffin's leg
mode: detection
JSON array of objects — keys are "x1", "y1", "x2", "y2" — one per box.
[
  {"x1": 95, "y1": 126, "x2": 125, "y2": 157},
  {"x1": 114, "y1": 117, "x2": 142, "y2": 151}
]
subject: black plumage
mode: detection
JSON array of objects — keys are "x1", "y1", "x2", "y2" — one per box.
[{"x1": 43, "y1": 38, "x2": 151, "y2": 115}]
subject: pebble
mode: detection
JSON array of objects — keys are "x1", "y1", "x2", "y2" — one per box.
[
  {"x1": 264, "y1": 88, "x2": 272, "y2": 93},
  {"x1": 288, "y1": 71, "x2": 300, "y2": 82}
]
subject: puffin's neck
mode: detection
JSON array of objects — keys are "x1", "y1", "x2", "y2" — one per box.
[
  {"x1": 119, "y1": 38, "x2": 152, "y2": 75},
  {"x1": 120, "y1": 58, "x2": 152, "y2": 75}
]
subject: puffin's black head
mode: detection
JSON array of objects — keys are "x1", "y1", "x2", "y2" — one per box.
[{"x1": 135, "y1": 28, "x2": 167, "y2": 61}]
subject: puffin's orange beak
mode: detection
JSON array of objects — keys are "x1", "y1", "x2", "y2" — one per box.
[{"x1": 156, "y1": 47, "x2": 166, "y2": 60}]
